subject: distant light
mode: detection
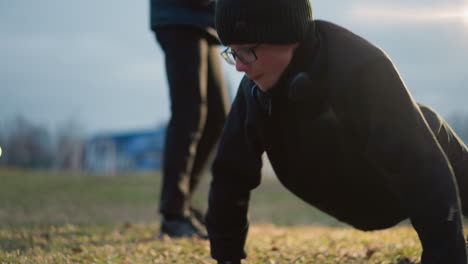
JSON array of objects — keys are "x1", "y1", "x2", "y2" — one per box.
[
  {"x1": 352, "y1": 5, "x2": 468, "y2": 25},
  {"x1": 0, "y1": 146, "x2": 2, "y2": 158},
  {"x1": 464, "y1": 7, "x2": 468, "y2": 24}
]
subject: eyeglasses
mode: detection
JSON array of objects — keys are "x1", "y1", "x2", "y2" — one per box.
[{"x1": 220, "y1": 44, "x2": 260, "y2": 65}]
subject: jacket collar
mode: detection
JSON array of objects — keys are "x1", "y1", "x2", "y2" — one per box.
[
  {"x1": 270, "y1": 21, "x2": 328, "y2": 100},
  {"x1": 250, "y1": 21, "x2": 328, "y2": 115}
]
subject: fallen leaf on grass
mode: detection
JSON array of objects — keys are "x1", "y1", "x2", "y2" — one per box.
[
  {"x1": 71, "y1": 247, "x2": 83, "y2": 254},
  {"x1": 365, "y1": 247, "x2": 379, "y2": 259},
  {"x1": 40, "y1": 233, "x2": 51, "y2": 241}
]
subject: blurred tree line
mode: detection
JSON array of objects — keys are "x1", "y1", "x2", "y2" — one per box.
[{"x1": 0, "y1": 115, "x2": 85, "y2": 170}]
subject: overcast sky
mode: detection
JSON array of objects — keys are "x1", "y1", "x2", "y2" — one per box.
[{"x1": 1, "y1": 0, "x2": 468, "y2": 135}]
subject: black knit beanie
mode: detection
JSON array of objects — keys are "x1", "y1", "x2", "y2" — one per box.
[{"x1": 215, "y1": 0, "x2": 313, "y2": 45}]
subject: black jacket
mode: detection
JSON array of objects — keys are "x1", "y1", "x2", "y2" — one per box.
[
  {"x1": 150, "y1": 0, "x2": 218, "y2": 40},
  {"x1": 206, "y1": 20, "x2": 466, "y2": 263}
]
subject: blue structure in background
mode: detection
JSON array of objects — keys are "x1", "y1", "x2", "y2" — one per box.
[{"x1": 85, "y1": 126, "x2": 166, "y2": 173}]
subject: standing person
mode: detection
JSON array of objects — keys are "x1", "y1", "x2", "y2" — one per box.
[
  {"x1": 150, "y1": 0, "x2": 230, "y2": 238},
  {"x1": 206, "y1": 0, "x2": 468, "y2": 263}
]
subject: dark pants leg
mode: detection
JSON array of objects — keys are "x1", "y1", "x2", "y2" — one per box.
[
  {"x1": 188, "y1": 39, "x2": 230, "y2": 196},
  {"x1": 155, "y1": 27, "x2": 229, "y2": 218},
  {"x1": 420, "y1": 104, "x2": 468, "y2": 217}
]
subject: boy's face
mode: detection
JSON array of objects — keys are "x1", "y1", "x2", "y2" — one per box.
[{"x1": 230, "y1": 43, "x2": 299, "y2": 92}]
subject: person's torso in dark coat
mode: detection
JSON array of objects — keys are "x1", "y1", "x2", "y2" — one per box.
[
  {"x1": 150, "y1": 0, "x2": 218, "y2": 40},
  {"x1": 221, "y1": 20, "x2": 450, "y2": 230}
]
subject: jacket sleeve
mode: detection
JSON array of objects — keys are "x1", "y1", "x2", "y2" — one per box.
[
  {"x1": 206, "y1": 81, "x2": 264, "y2": 261},
  {"x1": 352, "y1": 58, "x2": 467, "y2": 263}
]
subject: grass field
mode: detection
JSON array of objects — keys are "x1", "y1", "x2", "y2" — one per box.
[{"x1": 0, "y1": 170, "x2": 465, "y2": 263}]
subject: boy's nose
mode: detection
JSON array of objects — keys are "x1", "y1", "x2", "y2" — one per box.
[{"x1": 235, "y1": 58, "x2": 249, "y2": 72}]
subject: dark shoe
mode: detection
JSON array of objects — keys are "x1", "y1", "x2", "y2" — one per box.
[{"x1": 159, "y1": 216, "x2": 208, "y2": 239}]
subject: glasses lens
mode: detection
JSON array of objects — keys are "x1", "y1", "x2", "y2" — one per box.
[
  {"x1": 221, "y1": 50, "x2": 236, "y2": 65},
  {"x1": 221, "y1": 46, "x2": 258, "y2": 65},
  {"x1": 236, "y1": 49, "x2": 256, "y2": 65}
]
